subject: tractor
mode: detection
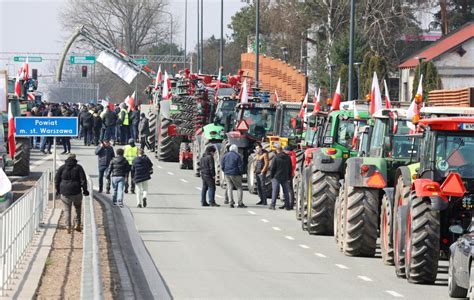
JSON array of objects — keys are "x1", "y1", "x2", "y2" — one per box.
[{"x1": 393, "y1": 117, "x2": 474, "y2": 284}]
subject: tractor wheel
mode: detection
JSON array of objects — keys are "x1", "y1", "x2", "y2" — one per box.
[
  {"x1": 12, "y1": 137, "x2": 30, "y2": 176},
  {"x1": 300, "y1": 166, "x2": 310, "y2": 231},
  {"x1": 308, "y1": 170, "x2": 339, "y2": 235},
  {"x1": 264, "y1": 151, "x2": 275, "y2": 198},
  {"x1": 405, "y1": 192, "x2": 440, "y2": 284},
  {"x1": 148, "y1": 111, "x2": 157, "y2": 152},
  {"x1": 336, "y1": 182, "x2": 347, "y2": 251},
  {"x1": 343, "y1": 187, "x2": 379, "y2": 257},
  {"x1": 448, "y1": 256, "x2": 468, "y2": 298},
  {"x1": 334, "y1": 182, "x2": 344, "y2": 249},
  {"x1": 380, "y1": 193, "x2": 394, "y2": 265},
  {"x1": 157, "y1": 119, "x2": 180, "y2": 162},
  {"x1": 247, "y1": 154, "x2": 257, "y2": 194},
  {"x1": 219, "y1": 139, "x2": 229, "y2": 190},
  {"x1": 294, "y1": 171, "x2": 302, "y2": 220},
  {"x1": 393, "y1": 176, "x2": 411, "y2": 278},
  {"x1": 193, "y1": 139, "x2": 201, "y2": 177}
]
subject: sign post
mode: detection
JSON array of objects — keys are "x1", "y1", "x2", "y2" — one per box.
[
  {"x1": 15, "y1": 117, "x2": 79, "y2": 208},
  {"x1": 13, "y1": 56, "x2": 43, "y2": 63},
  {"x1": 69, "y1": 56, "x2": 96, "y2": 65}
]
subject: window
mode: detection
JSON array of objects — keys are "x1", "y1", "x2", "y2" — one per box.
[
  {"x1": 369, "y1": 119, "x2": 385, "y2": 156},
  {"x1": 241, "y1": 108, "x2": 276, "y2": 138},
  {"x1": 336, "y1": 119, "x2": 356, "y2": 148},
  {"x1": 434, "y1": 133, "x2": 474, "y2": 178}
]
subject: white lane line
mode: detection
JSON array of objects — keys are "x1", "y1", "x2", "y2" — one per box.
[
  {"x1": 357, "y1": 275, "x2": 373, "y2": 282},
  {"x1": 31, "y1": 154, "x2": 53, "y2": 169},
  {"x1": 272, "y1": 227, "x2": 281, "y2": 231},
  {"x1": 285, "y1": 236, "x2": 295, "y2": 240},
  {"x1": 385, "y1": 291, "x2": 404, "y2": 298},
  {"x1": 180, "y1": 178, "x2": 189, "y2": 183},
  {"x1": 167, "y1": 171, "x2": 174, "y2": 176},
  {"x1": 195, "y1": 187, "x2": 202, "y2": 191},
  {"x1": 216, "y1": 195, "x2": 224, "y2": 199},
  {"x1": 299, "y1": 244, "x2": 310, "y2": 249},
  {"x1": 248, "y1": 210, "x2": 256, "y2": 215},
  {"x1": 158, "y1": 166, "x2": 163, "y2": 169},
  {"x1": 261, "y1": 219, "x2": 269, "y2": 223},
  {"x1": 314, "y1": 253, "x2": 327, "y2": 258},
  {"x1": 335, "y1": 264, "x2": 349, "y2": 269}
]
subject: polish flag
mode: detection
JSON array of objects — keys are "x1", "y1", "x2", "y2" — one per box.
[
  {"x1": 352, "y1": 103, "x2": 360, "y2": 149},
  {"x1": 7, "y1": 101, "x2": 15, "y2": 159},
  {"x1": 298, "y1": 93, "x2": 308, "y2": 118},
  {"x1": 101, "y1": 99, "x2": 115, "y2": 111},
  {"x1": 273, "y1": 90, "x2": 279, "y2": 105},
  {"x1": 154, "y1": 65, "x2": 162, "y2": 90},
  {"x1": 384, "y1": 79, "x2": 391, "y2": 109},
  {"x1": 22, "y1": 58, "x2": 29, "y2": 81},
  {"x1": 312, "y1": 88, "x2": 321, "y2": 114},
  {"x1": 407, "y1": 74, "x2": 423, "y2": 132},
  {"x1": 127, "y1": 92, "x2": 136, "y2": 111},
  {"x1": 14, "y1": 75, "x2": 21, "y2": 98},
  {"x1": 240, "y1": 79, "x2": 249, "y2": 104},
  {"x1": 331, "y1": 78, "x2": 341, "y2": 111},
  {"x1": 162, "y1": 71, "x2": 172, "y2": 100},
  {"x1": 370, "y1": 72, "x2": 382, "y2": 115}
]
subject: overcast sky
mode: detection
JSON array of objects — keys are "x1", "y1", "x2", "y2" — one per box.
[{"x1": 0, "y1": 0, "x2": 246, "y2": 73}]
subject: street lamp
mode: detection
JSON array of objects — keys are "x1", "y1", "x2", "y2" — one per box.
[
  {"x1": 255, "y1": 0, "x2": 260, "y2": 88},
  {"x1": 200, "y1": 0, "x2": 204, "y2": 72},
  {"x1": 348, "y1": 0, "x2": 356, "y2": 101},
  {"x1": 353, "y1": 62, "x2": 362, "y2": 99},
  {"x1": 184, "y1": 0, "x2": 187, "y2": 69},
  {"x1": 197, "y1": 0, "x2": 200, "y2": 71},
  {"x1": 220, "y1": 0, "x2": 224, "y2": 70}
]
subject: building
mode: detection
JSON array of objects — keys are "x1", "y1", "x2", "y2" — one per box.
[{"x1": 399, "y1": 22, "x2": 474, "y2": 102}]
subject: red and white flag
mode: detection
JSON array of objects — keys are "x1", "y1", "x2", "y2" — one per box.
[
  {"x1": 407, "y1": 74, "x2": 423, "y2": 132},
  {"x1": 298, "y1": 93, "x2": 308, "y2": 118},
  {"x1": 384, "y1": 79, "x2": 391, "y2": 109},
  {"x1": 273, "y1": 90, "x2": 279, "y2": 105},
  {"x1": 352, "y1": 104, "x2": 360, "y2": 150},
  {"x1": 126, "y1": 91, "x2": 136, "y2": 111},
  {"x1": 154, "y1": 65, "x2": 162, "y2": 90},
  {"x1": 162, "y1": 71, "x2": 172, "y2": 100},
  {"x1": 370, "y1": 72, "x2": 382, "y2": 115},
  {"x1": 22, "y1": 58, "x2": 29, "y2": 81},
  {"x1": 331, "y1": 78, "x2": 341, "y2": 111},
  {"x1": 240, "y1": 79, "x2": 249, "y2": 104},
  {"x1": 7, "y1": 101, "x2": 15, "y2": 159},
  {"x1": 101, "y1": 99, "x2": 115, "y2": 111},
  {"x1": 312, "y1": 88, "x2": 321, "y2": 114},
  {"x1": 14, "y1": 75, "x2": 21, "y2": 98}
]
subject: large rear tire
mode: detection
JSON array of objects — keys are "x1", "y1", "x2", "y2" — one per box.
[
  {"x1": 12, "y1": 137, "x2": 30, "y2": 176},
  {"x1": 247, "y1": 154, "x2": 257, "y2": 194},
  {"x1": 448, "y1": 256, "x2": 468, "y2": 298},
  {"x1": 380, "y1": 193, "x2": 394, "y2": 265},
  {"x1": 147, "y1": 111, "x2": 157, "y2": 152},
  {"x1": 334, "y1": 181, "x2": 345, "y2": 251},
  {"x1": 218, "y1": 139, "x2": 229, "y2": 190},
  {"x1": 193, "y1": 139, "x2": 201, "y2": 177},
  {"x1": 300, "y1": 166, "x2": 310, "y2": 231},
  {"x1": 393, "y1": 176, "x2": 411, "y2": 278},
  {"x1": 405, "y1": 193, "x2": 440, "y2": 284},
  {"x1": 308, "y1": 170, "x2": 339, "y2": 235},
  {"x1": 343, "y1": 187, "x2": 379, "y2": 257},
  {"x1": 294, "y1": 171, "x2": 302, "y2": 220},
  {"x1": 157, "y1": 119, "x2": 180, "y2": 162}
]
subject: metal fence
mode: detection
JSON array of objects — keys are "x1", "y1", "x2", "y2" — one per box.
[
  {"x1": 81, "y1": 176, "x2": 103, "y2": 300},
  {"x1": 0, "y1": 169, "x2": 50, "y2": 293}
]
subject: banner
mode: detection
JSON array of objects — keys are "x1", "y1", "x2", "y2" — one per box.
[{"x1": 96, "y1": 51, "x2": 138, "y2": 84}]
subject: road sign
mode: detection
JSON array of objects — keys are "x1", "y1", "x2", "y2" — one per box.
[
  {"x1": 134, "y1": 58, "x2": 148, "y2": 65},
  {"x1": 13, "y1": 56, "x2": 42, "y2": 63},
  {"x1": 70, "y1": 56, "x2": 96, "y2": 65},
  {"x1": 15, "y1": 117, "x2": 78, "y2": 137}
]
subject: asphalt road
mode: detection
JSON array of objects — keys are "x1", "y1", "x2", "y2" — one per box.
[{"x1": 59, "y1": 141, "x2": 450, "y2": 299}]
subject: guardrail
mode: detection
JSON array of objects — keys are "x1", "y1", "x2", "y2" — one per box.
[
  {"x1": 0, "y1": 169, "x2": 50, "y2": 294},
  {"x1": 81, "y1": 176, "x2": 103, "y2": 300}
]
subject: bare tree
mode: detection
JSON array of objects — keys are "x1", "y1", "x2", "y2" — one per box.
[{"x1": 60, "y1": 0, "x2": 170, "y2": 54}]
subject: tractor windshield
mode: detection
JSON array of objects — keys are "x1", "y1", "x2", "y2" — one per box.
[
  {"x1": 215, "y1": 100, "x2": 237, "y2": 124},
  {"x1": 281, "y1": 108, "x2": 300, "y2": 137},
  {"x1": 217, "y1": 88, "x2": 235, "y2": 97},
  {"x1": 391, "y1": 121, "x2": 419, "y2": 159},
  {"x1": 241, "y1": 108, "x2": 276, "y2": 139},
  {"x1": 336, "y1": 119, "x2": 366, "y2": 148},
  {"x1": 435, "y1": 133, "x2": 474, "y2": 178}
]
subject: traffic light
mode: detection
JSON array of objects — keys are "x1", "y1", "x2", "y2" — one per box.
[
  {"x1": 32, "y1": 69, "x2": 38, "y2": 80},
  {"x1": 81, "y1": 66, "x2": 88, "y2": 77}
]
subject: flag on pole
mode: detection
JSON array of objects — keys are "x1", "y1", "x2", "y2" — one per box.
[
  {"x1": 312, "y1": 88, "x2": 321, "y2": 114},
  {"x1": 352, "y1": 103, "x2": 360, "y2": 150},
  {"x1": 154, "y1": 65, "x2": 162, "y2": 90},
  {"x1": 331, "y1": 78, "x2": 341, "y2": 111},
  {"x1": 240, "y1": 79, "x2": 249, "y2": 104},
  {"x1": 7, "y1": 101, "x2": 15, "y2": 159},
  {"x1": 298, "y1": 93, "x2": 308, "y2": 118},
  {"x1": 127, "y1": 92, "x2": 136, "y2": 111},
  {"x1": 407, "y1": 74, "x2": 423, "y2": 132},
  {"x1": 273, "y1": 90, "x2": 279, "y2": 105},
  {"x1": 162, "y1": 71, "x2": 171, "y2": 100},
  {"x1": 370, "y1": 72, "x2": 382, "y2": 115},
  {"x1": 14, "y1": 75, "x2": 21, "y2": 98},
  {"x1": 384, "y1": 79, "x2": 391, "y2": 109},
  {"x1": 22, "y1": 57, "x2": 29, "y2": 81}
]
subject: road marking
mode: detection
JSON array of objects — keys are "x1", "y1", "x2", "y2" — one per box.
[
  {"x1": 272, "y1": 227, "x2": 281, "y2": 231},
  {"x1": 167, "y1": 171, "x2": 174, "y2": 176},
  {"x1": 248, "y1": 210, "x2": 256, "y2": 215},
  {"x1": 31, "y1": 154, "x2": 53, "y2": 169},
  {"x1": 261, "y1": 219, "x2": 269, "y2": 223},
  {"x1": 357, "y1": 275, "x2": 373, "y2": 282},
  {"x1": 299, "y1": 244, "x2": 310, "y2": 249},
  {"x1": 385, "y1": 291, "x2": 404, "y2": 298},
  {"x1": 314, "y1": 253, "x2": 327, "y2": 258},
  {"x1": 195, "y1": 187, "x2": 202, "y2": 191},
  {"x1": 180, "y1": 178, "x2": 189, "y2": 183},
  {"x1": 216, "y1": 195, "x2": 224, "y2": 199},
  {"x1": 285, "y1": 236, "x2": 295, "y2": 240},
  {"x1": 158, "y1": 166, "x2": 163, "y2": 169},
  {"x1": 335, "y1": 264, "x2": 349, "y2": 269}
]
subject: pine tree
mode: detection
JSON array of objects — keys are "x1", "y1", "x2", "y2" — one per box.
[{"x1": 412, "y1": 61, "x2": 442, "y2": 102}]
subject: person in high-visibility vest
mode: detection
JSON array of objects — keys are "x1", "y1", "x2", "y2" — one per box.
[
  {"x1": 118, "y1": 103, "x2": 130, "y2": 145},
  {"x1": 124, "y1": 138, "x2": 138, "y2": 193}
]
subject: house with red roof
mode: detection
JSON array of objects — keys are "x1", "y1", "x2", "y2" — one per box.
[{"x1": 399, "y1": 22, "x2": 474, "y2": 102}]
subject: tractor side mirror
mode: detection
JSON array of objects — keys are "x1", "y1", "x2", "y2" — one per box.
[
  {"x1": 383, "y1": 136, "x2": 392, "y2": 153},
  {"x1": 449, "y1": 224, "x2": 464, "y2": 235}
]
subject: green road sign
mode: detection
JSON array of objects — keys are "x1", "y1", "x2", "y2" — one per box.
[
  {"x1": 13, "y1": 56, "x2": 42, "y2": 63},
  {"x1": 134, "y1": 58, "x2": 148, "y2": 65},
  {"x1": 69, "y1": 56, "x2": 96, "y2": 65}
]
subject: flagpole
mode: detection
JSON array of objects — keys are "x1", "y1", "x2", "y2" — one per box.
[
  {"x1": 255, "y1": 0, "x2": 260, "y2": 88},
  {"x1": 348, "y1": 0, "x2": 356, "y2": 101},
  {"x1": 219, "y1": 0, "x2": 224, "y2": 70},
  {"x1": 184, "y1": 0, "x2": 187, "y2": 69}
]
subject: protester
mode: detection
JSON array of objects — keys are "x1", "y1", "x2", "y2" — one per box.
[
  {"x1": 80, "y1": 107, "x2": 93, "y2": 146},
  {"x1": 124, "y1": 138, "x2": 138, "y2": 193},
  {"x1": 95, "y1": 139, "x2": 115, "y2": 193},
  {"x1": 254, "y1": 142, "x2": 269, "y2": 205},
  {"x1": 41, "y1": 111, "x2": 54, "y2": 154},
  {"x1": 107, "y1": 148, "x2": 130, "y2": 207},
  {"x1": 55, "y1": 153, "x2": 89, "y2": 233},
  {"x1": 118, "y1": 103, "x2": 130, "y2": 144},
  {"x1": 130, "y1": 106, "x2": 140, "y2": 140},
  {"x1": 138, "y1": 113, "x2": 150, "y2": 150},
  {"x1": 93, "y1": 111, "x2": 102, "y2": 146},
  {"x1": 200, "y1": 145, "x2": 220, "y2": 207},
  {"x1": 269, "y1": 145, "x2": 292, "y2": 210},
  {"x1": 285, "y1": 145, "x2": 297, "y2": 209},
  {"x1": 101, "y1": 106, "x2": 117, "y2": 142},
  {"x1": 221, "y1": 144, "x2": 245, "y2": 208},
  {"x1": 132, "y1": 149, "x2": 153, "y2": 208}
]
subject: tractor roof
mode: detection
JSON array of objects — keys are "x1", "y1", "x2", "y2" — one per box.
[
  {"x1": 419, "y1": 117, "x2": 474, "y2": 131},
  {"x1": 372, "y1": 108, "x2": 408, "y2": 119},
  {"x1": 330, "y1": 109, "x2": 370, "y2": 119},
  {"x1": 421, "y1": 106, "x2": 474, "y2": 117},
  {"x1": 340, "y1": 100, "x2": 370, "y2": 112}
]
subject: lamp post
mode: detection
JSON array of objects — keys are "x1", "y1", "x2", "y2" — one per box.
[
  {"x1": 219, "y1": 0, "x2": 224, "y2": 70},
  {"x1": 353, "y1": 62, "x2": 362, "y2": 99},
  {"x1": 200, "y1": 0, "x2": 204, "y2": 72},
  {"x1": 197, "y1": 0, "x2": 200, "y2": 71},
  {"x1": 184, "y1": 0, "x2": 187, "y2": 69},
  {"x1": 255, "y1": 0, "x2": 260, "y2": 88},
  {"x1": 348, "y1": 0, "x2": 355, "y2": 101}
]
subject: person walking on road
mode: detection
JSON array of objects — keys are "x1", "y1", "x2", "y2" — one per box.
[
  {"x1": 129, "y1": 107, "x2": 140, "y2": 141},
  {"x1": 118, "y1": 103, "x2": 130, "y2": 145},
  {"x1": 124, "y1": 138, "x2": 138, "y2": 193},
  {"x1": 95, "y1": 139, "x2": 115, "y2": 194},
  {"x1": 200, "y1": 145, "x2": 220, "y2": 207},
  {"x1": 101, "y1": 106, "x2": 117, "y2": 142},
  {"x1": 138, "y1": 113, "x2": 150, "y2": 150},
  {"x1": 107, "y1": 148, "x2": 130, "y2": 207},
  {"x1": 269, "y1": 145, "x2": 292, "y2": 210},
  {"x1": 254, "y1": 142, "x2": 269, "y2": 205},
  {"x1": 55, "y1": 153, "x2": 89, "y2": 233},
  {"x1": 285, "y1": 145, "x2": 297, "y2": 209},
  {"x1": 221, "y1": 144, "x2": 246, "y2": 208},
  {"x1": 132, "y1": 149, "x2": 153, "y2": 208},
  {"x1": 93, "y1": 112, "x2": 102, "y2": 146},
  {"x1": 80, "y1": 107, "x2": 93, "y2": 146}
]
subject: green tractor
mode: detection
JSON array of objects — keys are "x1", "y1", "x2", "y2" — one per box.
[
  {"x1": 192, "y1": 122, "x2": 226, "y2": 178},
  {"x1": 302, "y1": 102, "x2": 370, "y2": 235}
]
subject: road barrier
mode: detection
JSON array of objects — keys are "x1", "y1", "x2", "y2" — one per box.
[
  {"x1": 0, "y1": 169, "x2": 50, "y2": 294},
  {"x1": 80, "y1": 176, "x2": 103, "y2": 300}
]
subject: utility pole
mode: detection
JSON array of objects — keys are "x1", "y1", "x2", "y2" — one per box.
[
  {"x1": 348, "y1": 0, "x2": 355, "y2": 101},
  {"x1": 219, "y1": 0, "x2": 224, "y2": 70},
  {"x1": 184, "y1": 0, "x2": 187, "y2": 69},
  {"x1": 200, "y1": 0, "x2": 204, "y2": 72},
  {"x1": 197, "y1": 0, "x2": 200, "y2": 72},
  {"x1": 255, "y1": 0, "x2": 260, "y2": 88}
]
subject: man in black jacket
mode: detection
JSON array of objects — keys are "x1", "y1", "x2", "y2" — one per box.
[
  {"x1": 129, "y1": 107, "x2": 140, "y2": 140},
  {"x1": 107, "y1": 148, "x2": 130, "y2": 207},
  {"x1": 80, "y1": 108, "x2": 93, "y2": 146},
  {"x1": 200, "y1": 146, "x2": 220, "y2": 207},
  {"x1": 132, "y1": 149, "x2": 153, "y2": 208},
  {"x1": 55, "y1": 154, "x2": 89, "y2": 233},
  {"x1": 269, "y1": 145, "x2": 292, "y2": 210},
  {"x1": 101, "y1": 106, "x2": 117, "y2": 142},
  {"x1": 95, "y1": 139, "x2": 115, "y2": 193},
  {"x1": 138, "y1": 113, "x2": 150, "y2": 150}
]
